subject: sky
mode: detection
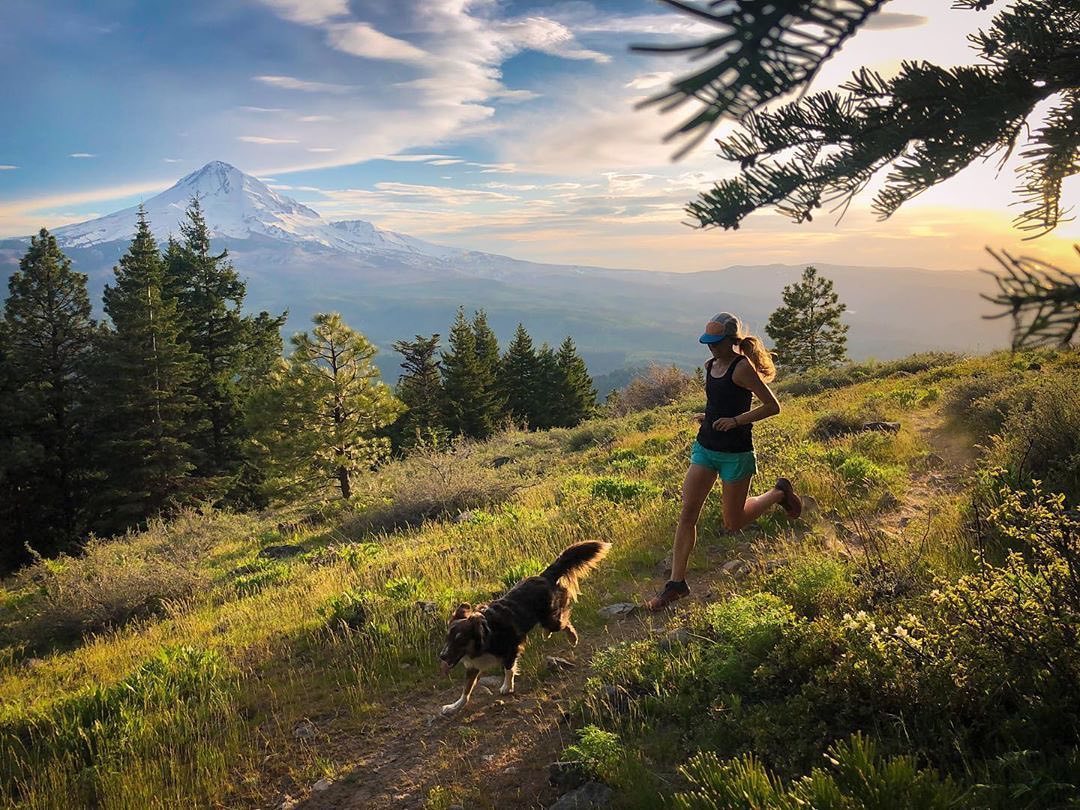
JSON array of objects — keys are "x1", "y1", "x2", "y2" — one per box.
[{"x1": 0, "y1": 0, "x2": 1076, "y2": 271}]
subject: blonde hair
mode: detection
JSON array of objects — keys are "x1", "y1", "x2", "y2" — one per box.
[{"x1": 712, "y1": 312, "x2": 777, "y2": 382}]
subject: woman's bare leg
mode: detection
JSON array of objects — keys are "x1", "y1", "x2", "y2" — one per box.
[
  {"x1": 670, "y1": 464, "x2": 718, "y2": 582},
  {"x1": 721, "y1": 477, "x2": 784, "y2": 532}
]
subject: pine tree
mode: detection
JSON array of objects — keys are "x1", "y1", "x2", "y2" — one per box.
[
  {"x1": 93, "y1": 209, "x2": 199, "y2": 531},
  {"x1": 471, "y1": 309, "x2": 503, "y2": 430},
  {"x1": 766, "y1": 266, "x2": 849, "y2": 374},
  {"x1": 2, "y1": 229, "x2": 95, "y2": 558},
  {"x1": 497, "y1": 324, "x2": 537, "y2": 427},
  {"x1": 165, "y1": 198, "x2": 285, "y2": 498},
  {"x1": 530, "y1": 343, "x2": 562, "y2": 431},
  {"x1": 251, "y1": 313, "x2": 401, "y2": 500},
  {"x1": 0, "y1": 321, "x2": 21, "y2": 571},
  {"x1": 553, "y1": 336, "x2": 597, "y2": 427},
  {"x1": 389, "y1": 333, "x2": 445, "y2": 449},
  {"x1": 637, "y1": 0, "x2": 1080, "y2": 347},
  {"x1": 441, "y1": 308, "x2": 499, "y2": 439}
]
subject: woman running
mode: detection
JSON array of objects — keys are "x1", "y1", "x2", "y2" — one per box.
[{"x1": 646, "y1": 312, "x2": 801, "y2": 611}]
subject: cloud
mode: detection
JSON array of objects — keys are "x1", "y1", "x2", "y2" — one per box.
[
  {"x1": 256, "y1": 0, "x2": 348, "y2": 26},
  {"x1": 163, "y1": 158, "x2": 183, "y2": 163},
  {"x1": 238, "y1": 135, "x2": 300, "y2": 144},
  {"x1": 299, "y1": 115, "x2": 336, "y2": 122},
  {"x1": 253, "y1": 75, "x2": 354, "y2": 94},
  {"x1": 307, "y1": 147, "x2": 336, "y2": 152},
  {"x1": 864, "y1": 13, "x2": 929, "y2": 31},
  {"x1": 428, "y1": 158, "x2": 464, "y2": 166},
  {"x1": 325, "y1": 22, "x2": 428, "y2": 61},
  {"x1": 0, "y1": 165, "x2": 18, "y2": 170},
  {"x1": 239, "y1": 106, "x2": 287, "y2": 113},
  {"x1": 494, "y1": 17, "x2": 610, "y2": 63},
  {"x1": 625, "y1": 72, "x2": 675, "y2": 90},
  {"x1": 69, "y1": 153, "x2": 96, "y2": 158}
]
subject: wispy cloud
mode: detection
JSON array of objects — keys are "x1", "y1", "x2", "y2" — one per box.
[
  {"x1": 69, "y1": 153, "x2": 96, "y2": 158},
  {"x1": 253, "y1": 75, "x2": 354, "y2": 94},
  {"x1": 325, "y1": 22, "x2": 428, "y2": 61},
  {"x1": 256, "y1": 0, "x2": 348, "y2": 26},
  {"x1": 864, "y1": 13, "x2": 929, "y2": 30},
  {"x1": 0, "y1": 165, "x2": 18, "y2": 170},
  {"x1": 163, "y1": 158, "x2": 183, "y2": 163},
  {"x1": 237, "y1": 135, "x2": 300, "y2": 144},
  {"x1": 306, "y1": 147, "x2": 336, "y2": 152},
  {"x1": 239, "y1": 105, "x2": 287, "y2": 113},
  {"x1": 298, "y1": 115, "x2": 336, "y2": 122}
]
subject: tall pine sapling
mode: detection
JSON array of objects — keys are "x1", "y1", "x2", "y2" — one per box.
[
  {"x1": 554, "y1": 336, "x2": 597, "y2": 428},
  {"x1": 252, "y1": 313, "x2": 401, "y2": 500},
  {"x1": 766, "y1": 266, "x2": 849, "y2": 373},
  {"x1": 497, "y1": 323, "x2": 537, "y2": 428}
]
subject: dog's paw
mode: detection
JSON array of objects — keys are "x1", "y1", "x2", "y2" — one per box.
[
  {"x1": 440, "y1": 703, "x2": 461, "y2": 715},
  {"x1": 499, "y1": 685, "x2": 515, "y2": 696}
]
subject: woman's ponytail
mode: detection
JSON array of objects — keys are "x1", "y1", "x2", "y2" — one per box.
[{"x1": 738, "y1": 335, "x2": 776, "y2": 382}]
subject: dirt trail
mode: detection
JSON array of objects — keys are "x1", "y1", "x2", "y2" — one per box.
[{"x1": 268, "y1": 410, "x2": 977, "y2": 810}]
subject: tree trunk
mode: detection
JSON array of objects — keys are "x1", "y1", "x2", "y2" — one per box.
[{"x1": 337, "y1": 465, "x2": 351, "y2": 500}]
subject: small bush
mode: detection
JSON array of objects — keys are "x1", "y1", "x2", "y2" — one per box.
[
  {"x1": 231, "y1": 559, "x2": 290, "y2": 596},
  {"x1": 319, "y1": 588, "x2": 371, "y2": 632},
  {"x1": 562, "y1": 725, "x2": 627, "y2": 783},
  {"x1": 810, "y1": 411, "x2": 877, "y2": 441},
  {"x1": 606, "y1": 448, "x2": 649, "y2": 473},
  {"x1": 349, "y1": 439, "x2": 520, "y2": 532},
  {"x1": 500, "y1": 560, "x2": 541, "y2": 591},
  {"x1": 385, "y1": 576, "x2": 424, "y2": 601},
  {"x1": 764, "y1": 557, "x2": 856, "y2": 618},
  {"x1": 6, "y1": 510, "x2": 229, "y2": 644},
  {"x1": 827, "y1": 451, "x2": 901, "y2": 494},
  {"x1": 562, "y1": 420, "x2": 621, "y2": 452},
  {"x1": 588, "y1": 476, "x2": 661, "y2": 504},
  {"x1": 611, "y1": 364, "x2": 697, "y2": 415},
  {"x1": 674, "y1": 734, "x2": 963, "y2": 810}
]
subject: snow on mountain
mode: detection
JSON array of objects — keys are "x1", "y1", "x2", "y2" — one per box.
[{"x1": 50, "y1": 161, "x2": 466, "y2": 261}]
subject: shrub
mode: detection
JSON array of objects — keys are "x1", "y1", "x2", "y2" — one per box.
[
  {"x1": 764, "y1": 557, "x2": 856, "y2": 618},
  {"x1": 385, "y1": 576, "x2": 424, "y2": 601},
  {"x1": 319, "y1": 588, "x2": 371, "y2": 632},
  {"x1": 986, "y1": 371, "x2": 1080, "y2": 502},
  {"x1": 500, "y1": 560, "x2": 541, "y2": 591},
  {"x1": 349, "y1": 439, "x2": 520, "y2": 532},
  {"x1": 611, "y1": 364, "x2": 697, "y2": 415},
  {"x1": 5, "y1": 510, "x2": 229, "y2": 644},
  {"x1": 826, "y1": 451, "x2": 901, "y2": 494},
  {"x1": 607, "y1": 448, "x2": 649, "y2": 473},
  {"x1": 231, "y1": 559, "x2": 290, "y2": 596},
  {"x1": 561, "y1": 419, "x2": 621, "y2": 452},
  {"x1": 674, "y1": 734, "x2": 963, "y2": 810},
  {"x1": 562, "y1": 725, "x2": 628, "y2": 783},
  {"x1": 810, "y1": 411, "x2": 878, "y2": 441},
  {"x1": 588, "y1": 476, "x2": 661, "y2": 504}
]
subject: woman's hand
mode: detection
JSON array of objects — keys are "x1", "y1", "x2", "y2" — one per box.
[{"x1": 712, "y1": 416, "x2": 740, "y2": 432}]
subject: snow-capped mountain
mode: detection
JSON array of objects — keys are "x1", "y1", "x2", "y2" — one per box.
[{"x1": 51, "y1": 161, "x2": 466, "y2": 260}]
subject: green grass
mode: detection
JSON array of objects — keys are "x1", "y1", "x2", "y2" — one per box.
[{"x1": 1, "y1": 349, "x2": 1076, "y2": 807}]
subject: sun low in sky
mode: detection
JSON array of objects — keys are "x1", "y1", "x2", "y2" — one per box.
[{"x1": 1, "y1": 0, "x2": 1076, "y2": 272}]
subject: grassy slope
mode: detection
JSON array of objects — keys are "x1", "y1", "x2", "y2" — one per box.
[{"x1": 0, "y1": 349, "x2": 1076, "y2": 809}]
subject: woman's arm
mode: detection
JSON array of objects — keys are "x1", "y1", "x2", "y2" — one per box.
[{"x1": 713, "y1": 361, "x2": 780, "y2": 431}]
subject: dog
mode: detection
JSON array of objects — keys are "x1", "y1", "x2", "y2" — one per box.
[{"x1": 437, "y1": 540, "x2": 610, "y2": 715}]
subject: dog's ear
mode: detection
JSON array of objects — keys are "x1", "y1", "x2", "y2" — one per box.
[
  {"x1": 450, "y1": 602, "x2": 471, "y2": 622},
  {"x1": 472, "y1": 614, "x2": 489, "y2": 648}
]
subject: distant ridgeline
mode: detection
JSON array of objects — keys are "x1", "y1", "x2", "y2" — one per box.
[{"x1": 0, "y1": 162, "x2": 1009, "y2": 383}]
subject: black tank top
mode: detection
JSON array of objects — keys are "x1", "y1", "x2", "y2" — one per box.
[{"x1": 696, "y1": 356, "x2": 753, "y2": 453}]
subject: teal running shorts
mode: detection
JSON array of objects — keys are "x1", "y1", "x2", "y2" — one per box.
[{"x1": 690, "y1": 441, "x2": 757, "y2": 482}]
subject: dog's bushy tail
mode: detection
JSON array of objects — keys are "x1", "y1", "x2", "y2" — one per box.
[{"x1": 540, "y1": 541, "x2": 611, "y2": 601}]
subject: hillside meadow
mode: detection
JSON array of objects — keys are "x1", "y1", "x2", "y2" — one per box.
[{"x1": 1, "y1": 349, "x2": 1079, "y2": 809}]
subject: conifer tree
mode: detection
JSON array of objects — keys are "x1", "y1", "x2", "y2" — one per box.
[
  {"x1": 639, "y1": 0, "x2": 1080, "y2": 347},
  {"x1": 530, "y1": 343, "x2": 562, "y2": 431},
  {"x1": 165, "y1": 198, "x2": 285, "y2": 498},
  {"x1": 497, "y1": 324, "x2": 537, "y2": 427},
  {"x1": 251, "y1": 313, "x2": 401, "y2": 500},
  {"x1": 471, "y1": 309, "x2": 503, "y2": 429},
  {"x1": 553, "y1": 336, "x2": 597, "y2": 427},
  {"x1": 0, "y1": 322, "x2": 21, "y2": 571},
  {"x1": 389, "y1": 333, "x2": 445, "y2": 449},
  {"x1": 765, "y1": 266, "x2": 849, "y2": 373},
  {"x1": 93, "y1": 209, "x2": 199, "y2": 530},
  {"x1": 2, "y1": 229, "x2": 95, "y2": 557},
  {"x1": 441, "y1": 308, "x2": 499, "y2": 439}
]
